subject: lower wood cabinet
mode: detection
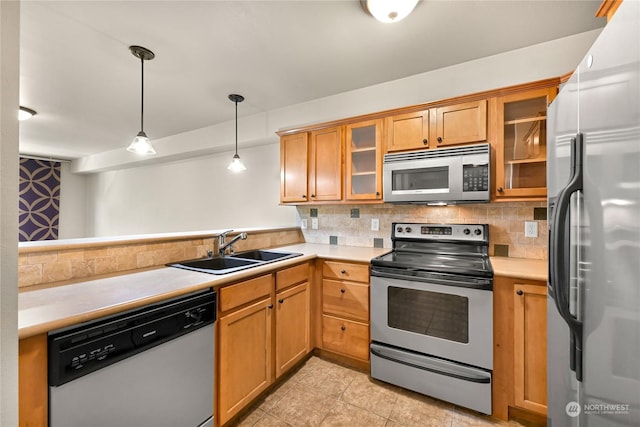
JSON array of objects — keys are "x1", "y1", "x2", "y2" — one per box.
[
  {"x1": 493, "y1": 276, "x2": 547, "y2": 423},
  {"x1": 320, "y1": 260, "x2": 370, "y2": 362},
  {"x1": 19, "y1": 334, "x2": 48, "y2": 427},
  {"x1": 217, "y1": 263, "x2": 311, "y2": 426}
]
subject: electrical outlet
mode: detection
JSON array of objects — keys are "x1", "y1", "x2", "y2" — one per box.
[
  {"x1": 311, "y1": 218, "x2": 319, "y2": 230},
  {"x1": 525, "y1": 221, "x2": 538, "y2": 238},
  {"x1": 371, "y1": 218, "x2": 380, "y2": 231},
  {"x1": 301, "y1": 219, "x2": 307, "y2": 230}
]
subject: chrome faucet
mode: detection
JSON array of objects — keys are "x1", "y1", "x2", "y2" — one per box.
[{"x1": 218, "y1": 231, "x2": 247, "y2": 256}]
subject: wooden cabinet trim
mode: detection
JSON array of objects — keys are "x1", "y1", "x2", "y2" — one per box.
[
  {"x1": 596, "y1": 0, "x2": 623, "y2": 21},
  {"x1": 322, "y1": 279, "x2": 369, "y2": 322},
  {"x1": 275, "y1": 262, "x2": 309, "y2": 292},
  {"x1": 322, "y1": 260, "x2": 369, "y2": 283},
  {"x1": 219, "y1": 274, "x2": 273, "y2": 312},
  {"x1": 321, "y1": 314, "x2": 370, "y2": 361}
]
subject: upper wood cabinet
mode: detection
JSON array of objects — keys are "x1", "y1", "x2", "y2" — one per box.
[
  {"x1": 432, "y1": 100, "x2": 487, "y2": 148},
  {"x1": 280, "y1": 132, "x2": 309, "y2": 203},
  {"x1": 385, "y1": 100, "x2": 487, "y2": 153},
  {"x1": 494, "y1": 87, "x2": 557, "y2": 200},
  {"x1": 385, "y1": 110, "x2": 430, "y2": 152},
  {"x1": 309, "y1": 127, "x2": 343, "y2": 202},
  {"x1": 345, "y1": 119, "x2": 383, "y2": 201}
]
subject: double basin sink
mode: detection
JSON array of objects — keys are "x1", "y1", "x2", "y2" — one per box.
[{"x1": 168, "y1": 249, "x2": 303, "y2": 275}]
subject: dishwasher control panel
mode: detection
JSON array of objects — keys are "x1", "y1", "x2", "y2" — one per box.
[{"x1": 48, "y1": 289, "x2": 216, "y2": 386}]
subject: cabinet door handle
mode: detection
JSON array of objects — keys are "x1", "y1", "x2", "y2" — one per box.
[
  {"x1": 341, "y1": 325, "x2": 346, "y2": 331},
  {"x1": 422, "y1": 138, "x2": 428, "y2": 145},
  {"x1": 437, "y1": 137, "x2": 443, "y2": 143},
  {"x1": 516, "y1": 289, "x2": 523, "y2": 296},
  {"x1": 278, "y1": 298, "x2": 284, "y2": 304},
  {"x1": 340, "y1": 269, "x2": 346, "y2": 274},
  {"x1": 268, "y1": 304, "x2": 274, "y2": 309},
  {"x1": 375, "y1": 191, "x2": 380, "y2": 196},
  {"x1": 497, "y1": 187, "x2": 504, "y2": 193},
  {"x1": 302, "y1": 194, "x2": 307, "y2": 199},
  {"x1": 311, "y1": 194, "x2": 315, "y2": 198},
  {"x1": 340, "y1": 288, "x2": 346, "y2": 293}
]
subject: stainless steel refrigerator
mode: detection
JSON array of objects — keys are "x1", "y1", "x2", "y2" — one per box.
[{"x1": 547, "y1": 1, "x2": 639, "y2": 426}]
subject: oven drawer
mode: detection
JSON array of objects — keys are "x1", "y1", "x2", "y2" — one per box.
[
  {"x1": 322, "y1": 315, "x2": 369, "y2": 360},
  {"x1": 322, "y1": 279, "x2": 369, "y2": 322},
  {"x1": 370, "y1": 342, "x2": 492, "y2": 415},
  {"x1": 323, "y1": 261, "x2": 369, "y2": 283}
]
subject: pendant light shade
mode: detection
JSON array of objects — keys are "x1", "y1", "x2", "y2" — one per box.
[
  {"x1": 361, "y1": 0, "x2": 419, "y2": 23},
  {"x1": 227, "y1": 94, "x2": 246, "y2": 172},
  {"x1": 127, "y1": 46, "x2": 156, "y2": 155}
]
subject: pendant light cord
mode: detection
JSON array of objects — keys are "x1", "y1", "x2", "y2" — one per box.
[
  {"x1": 234, "y1": 99, "x2": 238, "y2": 155},
  {"x1": 140, "y1": 56, "x2": 144, "y2": 133}
]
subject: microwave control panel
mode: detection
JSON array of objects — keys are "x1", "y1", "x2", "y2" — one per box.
[{"x1": 462, "y1": 164, "x2": 489, "y2": 192}]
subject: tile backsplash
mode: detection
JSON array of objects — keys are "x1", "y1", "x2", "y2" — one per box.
[{"x1": 297, "y1": 202, "x2": 548, "y2": 260}]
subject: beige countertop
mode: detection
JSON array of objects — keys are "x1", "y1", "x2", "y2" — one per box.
[
  {"x1": 18, "y1": 244, "x2": 388, "y2": 339},
  {"x1": 490, "y1": 256, "x2": 547, "y2": 282},
  {"x1": 18, "y1": 244, "x2": 545, "y2": 339}
]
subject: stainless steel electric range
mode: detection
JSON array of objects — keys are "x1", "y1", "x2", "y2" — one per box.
[{"x1": 370, "y1": 223, "x2": 493, "y2": 415}]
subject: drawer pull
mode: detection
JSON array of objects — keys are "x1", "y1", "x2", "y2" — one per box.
[
  {"x1": 340, "y1": 288, "x2": 346, "y2": 293},
  {"x1": 340, "y1": 269, "x2": 346, "y2": 274},
  {"x1": 341, "y1": 325, "x2": 346, "y2": 331},
  {"x1": 278, "y1": 298, "x2": 284, "y2": 304}
]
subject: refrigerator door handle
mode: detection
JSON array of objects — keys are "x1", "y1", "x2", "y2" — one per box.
[{"x1": 549, "y1": 132, "x2": 584, "y2": 381}]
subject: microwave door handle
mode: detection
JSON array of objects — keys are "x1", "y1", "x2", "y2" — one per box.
[{"x1": 550, "y1": 132, "x2": 585, "y2": 381}]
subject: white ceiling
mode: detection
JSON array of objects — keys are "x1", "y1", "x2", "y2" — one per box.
[{"x1": 18, "y1": 0, "x2": 605, "y2": 160}]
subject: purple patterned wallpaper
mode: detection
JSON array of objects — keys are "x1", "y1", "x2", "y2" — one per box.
[{"x1": 19, "y1": 158, "x2": 61, "y2": 242}]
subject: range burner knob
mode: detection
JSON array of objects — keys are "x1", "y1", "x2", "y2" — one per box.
[
  {"x1": 396, "y1": 226, "x2": 404, "y2": 233},
  {"x1": 474, "y1": 228, "x2": 482, "y2": 236},
  {"x1": 405, "y1": 227, "x2": 412, "y2": 233},
  {"x1": 463, "y1": 228, "x2": 471, "y2": 235}
]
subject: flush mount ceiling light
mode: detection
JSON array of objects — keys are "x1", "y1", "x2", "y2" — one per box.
[
  {"x1": 19, "y1": 106, "x2": 37, "y2": 121},
  {"x1": 126, "y1": 45, "x2": 156, "y2": 155},
  {"x1": 227, "y1": 94, "x2": 247, "y2": 172},
  {"x1": 360, "y1": 0, "x2": 419, "y2": 23}
]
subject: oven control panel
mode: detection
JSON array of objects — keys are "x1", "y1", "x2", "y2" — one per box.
[{"x1": 393, "y1": 223, "x2": 487, "y2": 242}]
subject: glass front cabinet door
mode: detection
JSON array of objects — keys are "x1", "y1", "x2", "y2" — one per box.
[
  {"x1": 495, "y1": 87, "x2": 557, "y2": 199},
  {"x1": 345, "y1": 119, "x2": 383, "y2": 201}
]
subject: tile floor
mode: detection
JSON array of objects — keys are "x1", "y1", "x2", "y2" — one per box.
[{"x1": 232, "y1": 356, "x2": 525, "y2": 427}]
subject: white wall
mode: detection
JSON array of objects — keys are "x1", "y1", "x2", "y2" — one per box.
[
  {"x1": 85, "y1": 143, "x2": 296, "y2": 237},
  {"x1": 58, "y1": 161, "x2": 87, "y2": 239},
  {"x1": 1, "y1": 1, "x2": 19, "y2": 424},
  {"x1": 77, "y1": 29, "x2": 603, "y2": 238}
]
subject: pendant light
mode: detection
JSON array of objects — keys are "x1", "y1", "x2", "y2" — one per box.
[
  {"x1": 127, "y1": 45, "x2": 156, "y2": 155},
  {"x1": 227, "y1": 94, "x2": 246, "y2": 172},
  {"x1": 361, "y1": 0, "x2": 419, "y2": 23}
]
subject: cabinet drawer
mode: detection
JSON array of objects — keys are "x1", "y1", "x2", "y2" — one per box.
[
  {"x1": 322, "y1": 279, "x2": 369, "y2": 322},
  {"x1": 322, "y1": 315, "x2": 370, "y2": 361},
  {"x1": 323, "y1": 261, "x2": 369, "y2": 283},
  {"x1": 276, "y1": 262, "x2": 309, "y2": 292},
  {"x1": 220, "y1": 274, "x2": 272, "y2": 312}
]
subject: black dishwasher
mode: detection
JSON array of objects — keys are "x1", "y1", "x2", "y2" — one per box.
[{"x1": 48, "y1": 289, "x2": 216, "y2": 427}]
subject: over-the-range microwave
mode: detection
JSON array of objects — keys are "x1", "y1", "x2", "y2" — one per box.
[{"x1": 383, "y1": 143, "x2": 490, "y2": 204}]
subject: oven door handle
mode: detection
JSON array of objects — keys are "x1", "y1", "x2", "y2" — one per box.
[
  {"x1": 370, "y1": 267, "x2": 492, "y2": 291},
  {"x1": 370, "y1": 344, "x2": 491, "y2": 384}
]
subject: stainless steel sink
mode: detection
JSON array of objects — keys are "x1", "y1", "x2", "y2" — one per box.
[
  {"x1": 232, "y1": 250, "x2": 301, "y2": 262},
  {"x1": 168, "y1": 250, "x2": 302, "y2": 275}
]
